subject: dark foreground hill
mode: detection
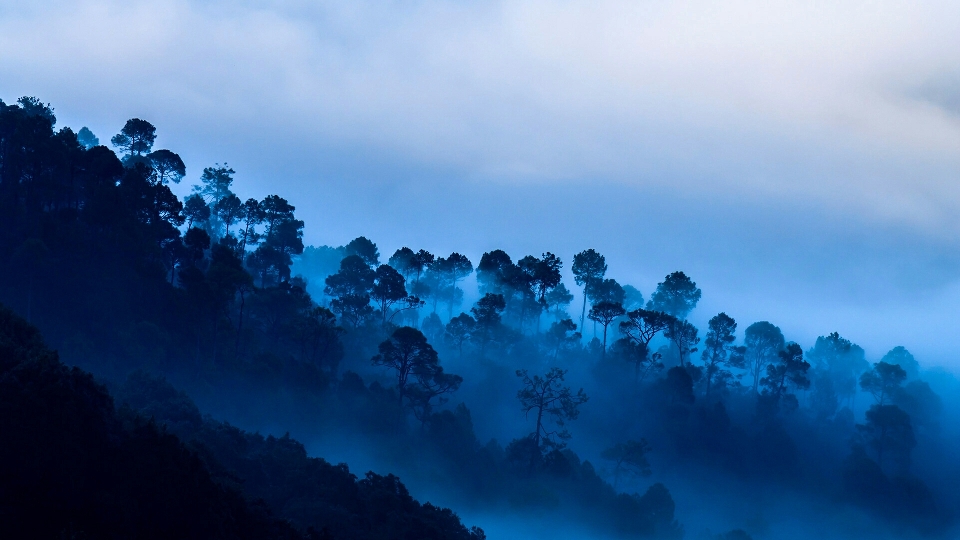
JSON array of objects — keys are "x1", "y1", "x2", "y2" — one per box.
[{"x1": 0, "y1": 304, "x2": 484, "y2": 540}]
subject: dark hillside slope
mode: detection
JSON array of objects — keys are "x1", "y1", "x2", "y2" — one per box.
[
  {"x1": 0, "y1": 303, "x2": 298, "y2": 539},
  {"x1": 0, "y1": 304, "x2": 483, "y2": 540}
]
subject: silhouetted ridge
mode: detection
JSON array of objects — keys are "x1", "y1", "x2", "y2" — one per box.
[
  {"x1": 0, "y1": 305, "x2": 483, "y2": 539},
  {"x1": 0, "y1": 303, "x2": 300, "y2": 539}
]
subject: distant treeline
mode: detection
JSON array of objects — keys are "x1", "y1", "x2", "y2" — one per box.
[{"x1": 1, "y1": 95, "x2": 955, "y2": 539}]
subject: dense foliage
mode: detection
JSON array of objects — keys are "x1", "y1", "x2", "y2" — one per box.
[{"x1": 2, "y1": 95, "x2": 958, "y2": 539}]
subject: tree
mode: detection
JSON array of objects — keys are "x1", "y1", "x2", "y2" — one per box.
[
  {"x1": 422, "y1": 256, "x2": 447, "y2": 314},
  {"x1": 880, "y1": 346, "x2": 919, "y2": 380},
  {"x1": 345, "y1": 236, "x2": 380, "y2": 267},
  {"x1": 760, "y1": 342, "x2": 811, "y2": 411},
  {"x1": 193, "y1": 164, "x2": 236, "y2": 237},
  {"x1": 807, "y1": 332, "x2": 868, "y2": 411},
  {"x1": 253, "y1": 195, "x2": 304, "y2": 284},
  {"x1": 587, "y1": 278, "x2": 625, "y2": 305},
  {"x1": 700, "y1": 313, "x2": 746, "y2": 397},
  {"x1": 205, "y1": 241, "x2": 253, "y2": 364},
  {"x1": 648, "y1": 271, "x2": 701, "y2": 319},
  {"x1": 444, "y1": 313, "x2": 476, "y2": 357},
  {"x1": 111, "y1": 118, "x2": 156, "y2": 158},
  {"x1": 588, "y1": 301, "x2": 625, "y2": 358},
  {"x1": 182, "y1": 227, "x2": 210, "y2": 267},
  {"x1": 470, "y1": 293, "x2": 506, "y2": 357},
  {"x1": 147, "y1": 149, "x2": 185, "y2": 185},
  {"x1": 619, "y1": 309, "x2": 675, "y2": 383},
  {"x1": 388, "y1": 247, "x2": 416, "y2": 281},
  {"x1": 407, "y1": 365, "x2": 463, "y2": 427},
  {"x1": 76, "y1": 126, "x2": 99, "y2": 149},
  {"x1": 515, "y1": 367, "x2": 588, "y2": 449},
  {"x1": 420, "y1": 312, "x2": 444, "y2": 343},
  {"x1": 477, "y1": 249, "x2": 513, "y2": 295},
  {"x1": 371, "y1": 264, "x2": 409, "y2": 325},
  {"x1": 623, "y1": 285, "x2": 644, "y2": 311},
  {"x1": 544, "y1": 318, "x2": 581, "y2": 359},
  {"x1": 238, "y1": 198, "x2": 264, "y2": 253},
  {"x1": 16, "y1": 96, "x2": 56, "y2": 124},
  {"x1": 295, "y1": 306, "x2": 345, "y2": 373},
  {"x1": 545, "y1": 283, "x2": 573, "y2": 321},
  {"x1": 665, "y1": 319, "x2": 700, "y2": 368},
  {"x1": 894, "y1": 380, "x2": 942, "y2": 435},
  {"x1": 571, "y1": 249, "x2": 607, "y2": 332},
  {"x1": 441, "y1": 252, "x2": 474, "y2": 317},
  {"x1": 215, "y1": 194, "x2": 243, "y2": 236},
  {"x1": 857, "y1": 404, "x2": 915, "y2": 474},
  {"x1": 325, "y1": 255, "x2": 376, "y2": 327},
  {"x1": 744, "y1": 321, "x2": 785, "y2": 393},
  {"x1": 859, "y1": 361, "x2": 907, "y2": 406},
  {"x1": 601, "y1": 439, "x2": 652, "y2": 489},
  {"x1": 372, "y1": 326, "x2": 440, "y2": 410},
  {"x1": 518, "y1": 252, "x2": 562, "y2": 331},
  {"x1": 183, "y1": 194, "x2": 211, "y2": 228},
  {"x1": 409, "y1": 249, "x2": 435, "y2": 286}
]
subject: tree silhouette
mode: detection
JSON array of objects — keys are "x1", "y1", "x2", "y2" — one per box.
[
  {"x1": 183, "y1": 194, "x2": 210, "y2": 229},
  {"x1": 147, "y1": 149, "x2": 185, "y2": 185},
  {"x1": 76, "y1": 126, "x2": 99, "y2": 148},
  {"x1": 111, "y1": 118, "x2": 156, "y2": 158},
  {"x1": 623, "y1": 284, "x2": 644, "y2": 311},
  {"x1": 545, "y1": 283, "x2": 574, "y2": 321},
  {"x1": 238, "y1": 198, "x2": 265, "y2": 253},
  {"x1": 665, "y1": 319, "x2": 700, "y2": 368},
  {"x1": 445, "y1": 313, "x2": 476, "y2": 357},
  {"x1": 388, "y1": 247, "x2": 417, "y2": 281},
  {"x1": 701, "y1": 313, "x2": 745, "y2": 397},
  {"x1": 407, "y1": 365, "x2": 463, "y2": 427},
  {"x1": 477, "y1": 249, "x2": 513, "y2": 295},
  {"x1": 215, "y1": 194, "x2": 243, "y2": 236},
  {"x1": 516, "y1": 367, "x2": 588, "y2": 449},
  {"x1": 860, "y1": 361, "x2": 907, "y2": 406},
  {"x1": 744, "y1": 321, "x2": 785, "y2": 393},
  {"x1": 345, "y1": 236, "x2": 380, "y2": 267},
  {"x1": 857, "y1": 404, "x2": 915, "y2": 474},
  {"x1": 571, "y1": 249, "x2": 607, "y2": 332},
  {"x1": 880, "y1": 346, "x2": 919, "y2": 380},
  {"x1": 544, "y1": 318, "x2": 580, "y2": 359},
  {"x1": 371, "y1": 264, "x2": 409, "y2": 325},
  {"x1": 373, "y1": 326, "x2": 440, "y2": 410},
  {"x1": 760, "y1": 342, "x2": 811, "y2": 411},
  {"x1": 648, "y1": 271, "x2": 701, "y2": 319},
  {"x1": 519, "y1": 252, "x2": 562, "y2": 331},
  {"x1": 807, "y1": 332, "x2": 868, "y2": 411},
  {"x1": 470, "y1": 293, "x2": 505, "y2": 357},
  {"x1": 601, "y1": 439, "x2": 652, "y2": 489},
  {"x1": 325, "y1": 255, "x2": 375, "y2": 327},
  {"x1": 588, "y1": 301, "x2": 625, "y2": 358},
  {"x1": 619, "y1": 309, "x2": 675, "y2": 383},
  {"x1": 442, "y1": 252, "x2": 474, "y2": 317}
]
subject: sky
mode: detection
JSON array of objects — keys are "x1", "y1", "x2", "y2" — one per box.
[{"x1": 2, "y1": 0, "x2": 959, "y2": 366}]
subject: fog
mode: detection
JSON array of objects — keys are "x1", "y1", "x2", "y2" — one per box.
[{"x1": 2, "y1": 2, "x2": 960, "y2": 539}]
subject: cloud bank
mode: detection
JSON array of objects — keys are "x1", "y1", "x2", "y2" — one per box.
[{"x1": 2, "y1": 0, "x2": 959, "y2": 362}]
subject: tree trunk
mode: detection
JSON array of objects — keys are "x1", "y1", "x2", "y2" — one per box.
[
  {"x1": 235, "y1": 289, "x2": 246, "y2": 356},
  {"x1": 601, "y1": 323, "x2": 608, "y2": 359},
  {"x1": 580, "y1": 287, "x2": 588, "y2": 334}
]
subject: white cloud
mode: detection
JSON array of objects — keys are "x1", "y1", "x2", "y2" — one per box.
[
  {"x1": 2, "y1": 0, "x2": 959, "y2": 227},
  {"x1": 2, "y1": 0, "x2": 960, "y2": 361}
]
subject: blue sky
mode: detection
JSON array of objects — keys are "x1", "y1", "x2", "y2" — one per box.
[{"x1": 2, "y1": 0, "x2": 959, "y2": 365}]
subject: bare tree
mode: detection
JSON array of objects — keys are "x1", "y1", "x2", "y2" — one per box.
[{"x1": 516, "y1": 367, "x2": 588, "y2": 449}]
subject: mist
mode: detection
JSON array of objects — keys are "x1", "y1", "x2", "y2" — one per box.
[{"x1": 2, "y1": 1, "x2": 960, "y2": 539}]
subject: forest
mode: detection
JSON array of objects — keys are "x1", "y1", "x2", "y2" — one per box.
[{"x1": 1, "y1": 95, "x2": 958, "y2": 539}]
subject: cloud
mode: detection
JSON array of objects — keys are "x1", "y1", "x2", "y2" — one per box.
[
  {"x1": 2, "y1": 1, "x2": 959, "y2": 220},
  {"x1": 2, "y1": 0, "x2": 960, "y2": 362}
]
